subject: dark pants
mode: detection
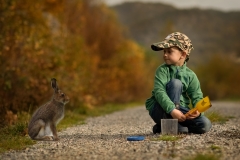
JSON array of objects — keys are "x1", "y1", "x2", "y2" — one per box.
[{"x1": 150, "y1": 79, "x2": 212, "y2": 134}]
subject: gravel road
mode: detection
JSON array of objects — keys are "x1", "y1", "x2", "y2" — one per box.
[{"x1": 1, "y1": 101, "x2": 240, "y2": 160}]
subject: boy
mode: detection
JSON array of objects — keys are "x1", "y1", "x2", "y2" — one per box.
[{"x1": 145, "y1": 32, "x2": 212, "y2": 134}]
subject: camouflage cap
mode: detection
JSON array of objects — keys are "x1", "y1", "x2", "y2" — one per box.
[{"x1": 151, "y1": 32, "x2": 194, "y2": 55}]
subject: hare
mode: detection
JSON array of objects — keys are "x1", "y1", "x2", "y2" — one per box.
[{"x1": 28, "y1": 78, "x2": 69, "y2": 141}]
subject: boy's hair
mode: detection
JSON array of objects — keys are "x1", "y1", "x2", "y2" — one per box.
[
  {"x1": 175, "y1": 46, "x2": 190, "y2": 62},
  {"x1": 151, "y1": 32, "x2": 194, "y2": 56}
]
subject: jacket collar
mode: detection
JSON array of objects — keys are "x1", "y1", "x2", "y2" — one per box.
[{"x1": 167, "y1": 62, "x2": 187, "y2": 72}]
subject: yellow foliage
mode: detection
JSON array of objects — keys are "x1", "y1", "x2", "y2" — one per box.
[{"x1": 0, "y1": 0, "x2": 151, "y2": 126}]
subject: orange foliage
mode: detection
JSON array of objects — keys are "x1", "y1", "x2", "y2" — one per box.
[{"x1": 0, "y1": 0, "x2": 151, "y2": 126}]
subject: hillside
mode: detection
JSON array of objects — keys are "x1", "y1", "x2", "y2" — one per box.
[{"x1": 111, "y1": 2, "x2": 240, "y2": 64}]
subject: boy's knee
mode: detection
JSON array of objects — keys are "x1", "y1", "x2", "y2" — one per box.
[
  {"x1": 192, "y1": 117, "x2": 212, "y2": 134},
  {"x1": 167, "y1": 79, "x2": 182, "y2": 88},
  {"x1": 197, "y1": 124, "x2": 212, "y2": 134},
  {"x1": 202, "y1": 118, "x2": 212, "y2": 133}
]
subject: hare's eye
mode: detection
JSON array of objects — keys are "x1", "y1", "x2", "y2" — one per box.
[{"x1": 61, "y1": 93, "x2": 65, "y2": 97}]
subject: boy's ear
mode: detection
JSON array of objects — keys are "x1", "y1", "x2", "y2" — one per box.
[{"x1": 181, "y1": 51, "x2": 187, "y2": 58}]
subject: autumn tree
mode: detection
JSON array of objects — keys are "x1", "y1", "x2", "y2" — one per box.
[{"x1": 0, "y1": 0, "x2": 150, "y2": 126}]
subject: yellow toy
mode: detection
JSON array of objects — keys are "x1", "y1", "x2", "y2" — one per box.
[{"x1": 185, "y1": 96, "x2": 212, "y2": 116}]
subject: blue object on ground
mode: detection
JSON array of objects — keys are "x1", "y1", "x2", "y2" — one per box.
[{"x1": 127, "y1": 136, "x2": 145, "y2": 141}]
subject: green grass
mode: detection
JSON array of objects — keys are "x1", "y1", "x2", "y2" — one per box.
[
  {"x1": 186, "y1": 153, "x2": 220, "y2": 160},
  {"x1": 0, "y1": 102, "x2": 141, "y2": 154},
  {"x1": 151, "y1": 135, "x2": 183, "y2": 141},
  {"x1": 210, "y1": 145, "x2": 221, "y2": 151},
  {"x1": 205, "y1": 111, "x2": 234, "y2": 124},
  {"x1": 0, "y1": 123, "x2": 36, "y2": 153}
]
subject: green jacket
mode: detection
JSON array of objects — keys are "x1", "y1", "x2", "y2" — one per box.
[{"x1": 145, "y1": 63, "x2": 203, "y2": 114}]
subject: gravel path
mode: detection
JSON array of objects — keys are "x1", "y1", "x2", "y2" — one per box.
[{"x1": 1, "y1": 101, "x2": 240, "y2": 160}]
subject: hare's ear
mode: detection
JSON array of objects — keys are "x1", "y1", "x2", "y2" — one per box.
[{"x1": 51, "y1": 78, "x2": 59, "y2": 93}]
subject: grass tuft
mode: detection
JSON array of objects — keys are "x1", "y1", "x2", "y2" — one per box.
[
  {"x1": 186, "y1": 153, "x2": 220, "y2": 160},
  {"x1": 210, "y1": 145, "x2": 221, "y2": 150},
  {"x1": 205, "y1": 111, "x2": 234, "y2": 124},
  {"x1": 151, "y1": 135, "x2": 183, "y2": 141}
]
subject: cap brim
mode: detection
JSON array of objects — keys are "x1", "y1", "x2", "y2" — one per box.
[
  {"x1": 151, "y1": 44, "x2": 163, "y2": 51},
  {"x1": 151, "y1": 40, "x2": 168, "y2": 51}
]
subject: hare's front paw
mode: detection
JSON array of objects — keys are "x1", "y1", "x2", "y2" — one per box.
[{"x1": 42, "y1": 136, "x2": 54, "y2": 141}]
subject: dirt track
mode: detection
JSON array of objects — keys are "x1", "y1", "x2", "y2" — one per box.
[{"x1": 0, "y1": 101, "x2": 240, "y2": 160}]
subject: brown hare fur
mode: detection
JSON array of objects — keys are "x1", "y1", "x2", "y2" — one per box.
[{"x1": 28, "y1": 78, "x2": 69, "y2": 141}]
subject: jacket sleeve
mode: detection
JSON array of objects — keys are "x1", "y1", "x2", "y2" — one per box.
[
  {"x1": 187, "y1": 72, "x2": 203, "y2": 107},
  {"x1": 153, "y1": 66, "x2": 176, "y2": 114}
]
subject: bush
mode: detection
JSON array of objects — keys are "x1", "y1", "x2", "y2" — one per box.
[{"x1": 0, "y1": 0, "x2": 151, "y2": 127}]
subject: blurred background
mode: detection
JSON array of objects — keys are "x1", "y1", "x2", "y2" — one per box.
[{"x1": 1, "y1": 0, "x2": 240, "y2": 127}]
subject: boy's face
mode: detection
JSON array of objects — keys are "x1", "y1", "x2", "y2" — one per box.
[{"x1": 162, "y1": 47, "x2": 186, "y2": 66}]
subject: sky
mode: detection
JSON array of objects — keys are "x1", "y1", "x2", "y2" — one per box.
[{"x1": 104, "y1": 0, "x2": 240, "y2": 11}]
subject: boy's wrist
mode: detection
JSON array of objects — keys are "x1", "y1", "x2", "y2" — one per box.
[
  {"x1": 170, "y1": 108, "x2": 177, "y2": 116},
  {"x1": 169, "y1": 107, "x2": 176, "y2": 114}
]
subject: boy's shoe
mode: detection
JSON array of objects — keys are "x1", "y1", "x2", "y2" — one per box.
[
  {"x1": 152, "y1": 124, "x2": 161, "y2": 134},
  {"x1": 178, "y1": 124, "x2": 188, "y2": 134}
]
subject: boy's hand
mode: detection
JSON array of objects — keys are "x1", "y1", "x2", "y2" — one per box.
[
  {"x1": 170, "y1": 109, "x2": 186, "y2": 122},
  {"x1": 186, "y1": 110, "x2": 200, "y2": 119}
]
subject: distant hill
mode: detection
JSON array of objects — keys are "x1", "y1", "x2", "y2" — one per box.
[{"x1": 111, "y1": 2, "x2": 240, "y2": 64}]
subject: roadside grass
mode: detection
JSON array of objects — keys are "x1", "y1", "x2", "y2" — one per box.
[
  {"x1": 151, "y1": 135, "x2": 183, "y2": 141},
  {"x1": 0, "y1": 102, "x2": 141, "y2": 154},
  {"x1": 205, "y1": 111, "x2": 234, "y2": 124},
  {"x1": 221, "y1": 97, "x2": 240, "y2": 102},
  {"x1": 186, "y1": 153, "x2": 221, "y2": 160},
  {"x1": 0, "y1": 122, "x2": 35, "y2": 154}
]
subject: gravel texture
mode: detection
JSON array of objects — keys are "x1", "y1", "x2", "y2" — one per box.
[{"x1": 1, "y1": 101, "x2": 240, "y2": 160}]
